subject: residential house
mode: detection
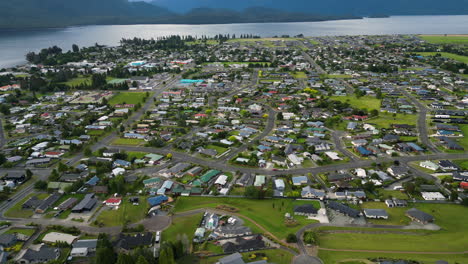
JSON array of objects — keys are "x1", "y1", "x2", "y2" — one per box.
[
  {"x1": 294, "y1": 204, "x2": 318, "y2": 217},
  {"x1": 363, "y1": 209, "x2": 389, "y2": 219},
  {"x1": 406, "y1": 208, "x2": 434, "y2": 224}
]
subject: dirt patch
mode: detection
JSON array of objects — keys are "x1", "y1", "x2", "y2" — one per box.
[{"x1": 216, "y1": 205, "x2": 239, "y2": 213}]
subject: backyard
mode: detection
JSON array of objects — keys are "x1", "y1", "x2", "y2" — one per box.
[
  {"x1": 5, "y1": 193, "x2": 49, "y2": 218},
  {"x1": 366, "y1": 113, "x2": 417, "y2": 128},
  {"x1": 94, "y1": 197, "x2": 148, "y2": 227},
  {"x1": 315, "y1": 203, "x2": 468, "y2": 253},
  {"x1": 172, "y1": 197, "x2": 321, "y2": 240},
  {"x1": 329, "y1": 96, "x2": 381, "y2": 111},
  {"x1": 108, "y1": 92, "x2": 148, "y2": 106},
  {"x1": 111, "y1": 138, "x2": 145, "y2": 146}
]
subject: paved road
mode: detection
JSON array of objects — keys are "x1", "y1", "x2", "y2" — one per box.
[
  {"x1": 66, "y1": 76, "x2": 180, "y2": 166},
  {"x1": 223, "y1": 106, "x2": 276, "y2": 161},
  {"x1": 398, "y1": 87, "x2": 440, "y2": 153},
  {"x1": 111, "y1": 145, "x2": 468, "y2": 176},
  {"x1": 0, "y1": 169, "x2": 51, "y2": 219},
  {"x1": 0, "y1": 116, "x2": 6, "y2": 149},
  {"x1": 330, "y1": 130, "x2": 358, "y2": 162}
]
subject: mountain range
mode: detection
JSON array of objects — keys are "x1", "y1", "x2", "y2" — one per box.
[
  {"x1": 0, "y1": 0, "x2": 467, "y2": 29},
  {"x1": 150, "y1": 0, "x2": 468, "y2": 15}
]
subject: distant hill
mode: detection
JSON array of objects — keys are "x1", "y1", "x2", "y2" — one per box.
[
  {"x1": 150, "y1": 0, "x2": 468, "y2": 15},
  {"x1": 0, "y1": 0, "x2": 174, "y2": 28},
  {"x1": 0, "y1": 0, "x2": 360, "y2": 29}
]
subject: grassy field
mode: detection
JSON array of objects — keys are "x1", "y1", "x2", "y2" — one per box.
[
  {"x1": 173, "y1": 197, "x2": 320, "y2": 240},
  {"x1": 318, "y1": 250, "x2": 468, "y2": 264},
  {"x1": 95, "y1": 196, "x2": 148, "y2": 227},
  {"x1": 419, "y1": 35, "x2": 468, "y2": 44},
  {"x1": 162, "y1": 213, "x2": 203, "y2": 244},
  {"x1": 366, "y1": 113, "x2": 417, "y2": 128},
  {"x1": 453, "y1": 159, "x2": 468, "y2": 170},
  {"x1": 62, "y1": 76, "x2": 91, "y2": 86},
  {"x1": 376, "y1": 189, "x2": 409, "y2": 200},
  {"x1": 458, "y1": 124, "x2": 468, "y2": 149},
  {"x1": 291, "y1": 72, "x2": 308, "y2": 79},
  {"x1": 4, "y1": 228, "x2": 36, "y2": 237},
  {"x1": 5, "y1": 193, "x2": 49, "y2": 218},
  {"x1": 415, "y1": 52, "x2": 468, "y2": 63},
  {"x1": 200, "y1": 249, "x2": 295, "y2": 264},
  {"x1": 329, "y1": 96, "x2": 381, "y2": 111},
  {"x1": 206, "y1": 144, "x2": 228, "y2": 154},
  {"x1": 111, "y1": 138, "x2": 145, "y2": 146},
  {"x1": 126, "y1": 151, "x2": 148, "y2": 160},
  {"x1": 316, "y1": 203, "x2": 468, "y2": 253},
  {"x1": 108, "y1": 92, "x2": 147, "y2": 106}
]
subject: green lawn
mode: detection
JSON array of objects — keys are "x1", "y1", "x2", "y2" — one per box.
[
  {"x1": 61, "y1": 76, "x2": 91, "y2": 86},
  {"x1": 201, "y1": 249, "x2": 294, "y2": 264},
  {"x1": 206, "y1": 144, "x2": 228, "y2": 154},
  {"x1": 108, "y1": 92, "x2": 148, "y2": 106},
  {"x1": 367, "y1": 113, "x2": 417, "y2": 128},
  {"x1": 376, "y1": 189, "x2": 409, "y2": 200},
  {"x1": 5, "y1": 193, "x2": 49, "y2": 218},
  {"x1": 457, "y1": 124, "x2": 468, "y2": 149},
  {"x1": 291, "y1": 72, "x2": 308, "y2": 79},
  {"x1": 86, "y1": 130, "x2": 106, "y2": 136},
  {"x1": 316, "y1": 203, "x2": 468, "y2": 253},
  {"x1": 415, "y1": 52, "x2": 468, "y2": 63},
  {"x1": 453, "y1": 159, "x2": 468, "y2": 170},
  {"x1": 173, "y1": 197, "x2": 320, "y2": 240},
  {"x1": 94, "y1": 196, "x2": 148, "y2": 227},
  {"x1": 162, "y1": 213, "x2": 203, "y2": 244},
  {"x1": 127, "y1": 151, "x2": 148, "y2": 160},
  {"x1": 318, "y1": 250, "x2": 468, "y2": 264},
  {"x1": 419, "y1": 35, "x2": 468, "y2": 44},
  {"x1": 111, "y1": 138, "x2": 145, "y2": 146},
  {"x1": 329, "y1": 96, "x2": 381, "y2": 111},
  {"x1": 5, "y1": 228, "x2": 36, "y2": 237}
]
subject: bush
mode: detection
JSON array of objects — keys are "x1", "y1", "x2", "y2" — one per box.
[{"x1": 286, "y1": 233, "x2": 298, "y2": 243}]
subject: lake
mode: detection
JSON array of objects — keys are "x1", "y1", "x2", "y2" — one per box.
[{"x1": 1, "y1": 15, "x2": 468, "y2": 68}]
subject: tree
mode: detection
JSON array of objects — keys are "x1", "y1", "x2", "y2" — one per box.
[
  {"x1": 135, "y1": 256, "x2": 149, "y2": 264},
  {"x1": 72, "y1": 44, "x2": 80, "y2": 53},
  {"x1": 303, "y1": 231, "x2": 317, "y2": 244},
  {"x1": 116, "y1": 253, "x2": 133, "y2": 264},
  {"x1": 58, "y1": 162, "x2": 68, "y2": 172},
  {"x1": 34, "y1": 180, "x2": 48, "y2": 190},
  {"x1": 276, "y1": 112, "x2": 283, "y2": 120},
  {"x1": 403, "y1": 182, "x2": 416, "y2": 194},
  {"x1": 166, "y1": 153, "x2": 173, "y2": 159},
  {"x1": 95, "y1": 234, "x2": 116, "y2": 264},
  {"x1": 84, "y1": 147, "x2": 92, "y2": 157},
  {"x1": 159, "y1": 242, "x2": 176, "y2": 264},
  {"x1": 0, "y1": 154, "x2": 6, "y2": 166},
  {"x1": 286, "y1": 233, "x2": 297, "y2": 243},
  {"x1": 95, "y1": 248, "x2": 116, "y2": 264}
]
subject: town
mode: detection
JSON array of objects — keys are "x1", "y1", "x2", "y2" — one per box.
[{"x1": 0, "y1": 34, "x2": 467, "y2": 264}]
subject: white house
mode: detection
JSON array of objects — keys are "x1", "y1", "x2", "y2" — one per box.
[
  {"x1": 112, "y1": 168, "x2": 125, "y2": 176},
  {"x1": 421, "y1": 192, "x2": 445, "y2": 201},
  {"x1": 419, "y1": 161, "x2": 439, "y2": 171}
]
